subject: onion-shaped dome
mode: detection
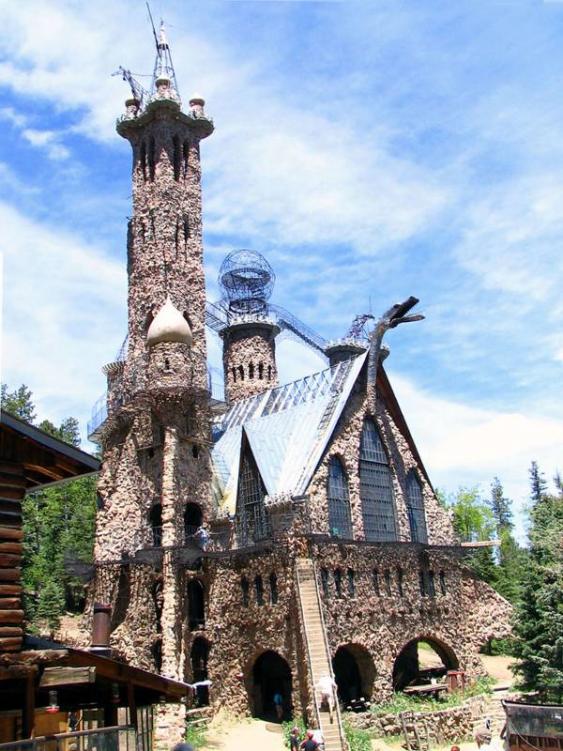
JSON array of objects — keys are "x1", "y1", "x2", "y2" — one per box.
[{"x1": 147, "y1": 297, "x2": 192, "y2": 347}]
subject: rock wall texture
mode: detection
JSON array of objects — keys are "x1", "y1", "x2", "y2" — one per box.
[
  {"x1": 306, "y1": 380, "x2": 454, "y2": 545},
  {"x1": 221, "y1": 320, "x2": 279, "y2": 403}
]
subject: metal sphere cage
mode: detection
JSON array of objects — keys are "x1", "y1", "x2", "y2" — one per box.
[{"x1": 219, "y1": 249, "x2": 275, "y2": 314}]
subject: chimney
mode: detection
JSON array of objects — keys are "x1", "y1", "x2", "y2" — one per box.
[{"x1": 90, "y1": 602, "x2": 112, "y2": 656}]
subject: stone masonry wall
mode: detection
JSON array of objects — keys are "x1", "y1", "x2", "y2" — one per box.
[
  {"x1": 306, "y1": 377, "x2": 454, "y2": 545},
  {"x1": 222, "y1": 322, "x2": 279, "y2": 403}
]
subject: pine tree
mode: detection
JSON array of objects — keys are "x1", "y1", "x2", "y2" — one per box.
[
  {"x1": 513, "y1": 475, "x2": 563, "y2": 701},
  {"x1": 1, "y1": 383, "x2": 36, "y2": 422},
  {"x1": 489, "y1": 477, "x2": 513, "y2": 531},
  {"x1": 36, "y1": 578, "x2": 65, "y2": 632},
  {"x1": 529, "y1": 461, "x2": 548, "y2": 505}
]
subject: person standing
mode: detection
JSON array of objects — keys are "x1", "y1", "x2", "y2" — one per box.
[
  {"x1": 300, "y1": 730, "x2": 319, "y2": 750},
  {"x1": 273, "y1": 690, "x2": 284, "y2": 720},
  {"x1": 290, "y1": 727, "x2": 301, "y2": 751}
]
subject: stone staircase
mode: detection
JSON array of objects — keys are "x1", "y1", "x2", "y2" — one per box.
[
  {"x1": 476, "y1": 688, "x2": 512, "y2": 735},
  {"x1": 295, "y1": 558, "x2": 347, "y2": 751}
]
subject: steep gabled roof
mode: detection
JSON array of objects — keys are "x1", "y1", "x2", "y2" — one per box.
[{"x1": 212, "y1": 353, "x2": 367, "y2": 512}]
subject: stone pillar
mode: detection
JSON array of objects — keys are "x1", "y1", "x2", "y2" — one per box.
[{"x1": 221, "y1": 319, "x2": 280, "y2": 403}]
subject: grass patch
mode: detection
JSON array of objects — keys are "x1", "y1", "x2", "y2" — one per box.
[
  {"x1": 369, "y1": 677, "x2": 493, "y2": 716},
  {"x1": 282, "y1": 718, "x2": 307, "y2": 749},
  {"x1": 186, "y1": 720, "x2": 208, "y2": 748},
  {"x1": 343, "y1": 719, "x2": 372, "y2": 751}
]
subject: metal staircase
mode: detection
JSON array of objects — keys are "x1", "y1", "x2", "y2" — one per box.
[{"x1": 295, "y1": 558, "x2": 347, "y2": 751}]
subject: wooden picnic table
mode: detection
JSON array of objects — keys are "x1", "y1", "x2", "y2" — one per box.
[{"x1": 403, "y1": 683, "x2": 448, "y2": 697}]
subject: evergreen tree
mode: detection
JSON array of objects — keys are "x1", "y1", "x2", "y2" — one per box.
[
  {"x1": 38, "y1": 417, "x2": 81, "y2": 447},
  {"x1": 529, "y1": 461, "x2": 548, "y2": 505},
  {"x1": 489, "y1": 477, "x2": 513, "y2": 531},
  {"x1": 1, "y1": 383, "x2": 36, "y2": 422},
  {"x1": 36, "y1": 578, "x2": 65, "y2": 632},
  {"x1": 487, "y1": 478, "x2": 525, "y2": 603},
  {"x1": 449, "y1": 487, "x2": 498, "y2": 588},
  {"x1": 513, "y1": 475, "x2": 563, "y2": 701}
]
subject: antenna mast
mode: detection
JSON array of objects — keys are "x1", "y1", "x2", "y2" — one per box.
[{"x1": 146, "y1": 2, "x2": 180, "y2": 100}]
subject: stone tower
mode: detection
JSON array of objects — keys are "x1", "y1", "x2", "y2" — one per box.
[
  {"x1": 217, "y1": 249, "x2": 279, "y2": 403},
  {"x1": 90, "y1": 25, "x2": 214, "y2": 741}
]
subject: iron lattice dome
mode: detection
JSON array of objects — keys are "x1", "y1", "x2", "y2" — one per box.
[{"x1": 219, "y1": 249, "x2": 275, "y2": 315}]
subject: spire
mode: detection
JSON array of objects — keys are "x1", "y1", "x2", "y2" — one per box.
[{"x1": 151, "y1": 19, "x2": 180, "y2": 104}]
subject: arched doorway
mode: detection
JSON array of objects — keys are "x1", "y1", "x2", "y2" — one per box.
[
  {"x1": 191, "y1": 637, "x2": 210, "y2": 706},
  {"x1": 184, "y1": 503, "x2": 203, "y2": 539},
  {"x1": 332, "y1": 644, "x2": 375, "y2": 706},
  {"x1": 393, "y1": 637, "x2": 458, "y2": 691},
  {"x1": 187, "y1": 579, "x2": 205, "y2": 630},
  {"x1": 251, "y1": 650, "x2": 292, "y2": 721}
]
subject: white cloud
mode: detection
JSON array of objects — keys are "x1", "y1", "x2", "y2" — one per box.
[
  {"x1": 0, "y1": 106, "x2": 27, "y2": 128},
  {"x1": 0, "y1": 201, "x2": 126, "y2": 439},
  {"x1": 21, "y1": 128, "x2": 70, "y2": 160},
  {"x1": 391, "y1": 371, "x2": 563, "y2": 540}
]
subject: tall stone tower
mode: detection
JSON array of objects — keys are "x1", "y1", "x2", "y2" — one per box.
[
  {"x1": 91, "y1": 24, "x2": 214, "y2": 740},
  {"x1": 217, "y1": 250, "x2": 280, "y2": 402}
]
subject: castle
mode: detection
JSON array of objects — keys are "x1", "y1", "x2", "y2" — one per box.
[{"x1": 88, "y1": 25, "x2": 511, "y2": 751}]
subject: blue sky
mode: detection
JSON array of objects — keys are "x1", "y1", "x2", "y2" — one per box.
[{"x1": 1, "y1": 0, "x2": 562, "y2": 538}]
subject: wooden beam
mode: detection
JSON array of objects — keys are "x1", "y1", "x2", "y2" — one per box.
[
  {"x1": 0, "y1": 569, "x2": 21, "y2": 582},
  {"x1": 460, "y1": 540, "x2": 501, "y2": 548},
  {"x1": 0, "y1": 489, "x2": 25, "y2": 502},
  {"x1": 0, "y1": 609, "x2": 24, "y2": 624},
  {"x1": 0, "y1": 554, "x2": 21, "y2": 569},
  {"x1": 0, "y1": 598, "x2": 21, "y2": 609},
  {"x1": 0, "y1": 636, "x2": 23, "y2": 650},
  {"x1": 39, "y1": 666, "x2": 96, "y2": 688},
  {"x1": 0, "y1": 626, "x2": 23, "y2": 636},
  {"x1": 0, "y1": 510, "x2": 22, "y2": 526},
  {"x1": 0, "y1": 527, "x2": 23, "y2": 541},
  {"x1": 0, "y1": 542, "x2": 23, "y2": 554},
  {"x1": 23, "y1": 463, "x2": 64, "y2": 482},
  {"x1": 22, "y1": 673, "x2": 35, "y2": 739},
  {"x1": 0, "y1": 584, "x2": 22, "y2": 595}
]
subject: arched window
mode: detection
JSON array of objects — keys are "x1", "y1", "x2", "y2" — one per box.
[
  {"x1": 184, "y1": 503, "x2": 203, "y2": 539},
  {"x1": 269, "y1": 573, "x2": 278, "y2": 604},
  {"x1": 187, "y1": 579, "x2": 205, "y2": 630},
  {"x1": 172, "y1": 135, "x2": 181, "y2": 181},
  {"x1": 334, "y1": 568, "x2": 343, "y2": 597},
  {"x1": 249, "y1": 362, "x2": 255, "y2": 379},
  {"x1": 236, "y1": 444, "x2": 269, "y2": 544},
  {"x1": 267, "y1": 365, "x2": 272, "y2": 381},
  {"x1": 258, "y1": 363, "x2": 264, "y2": 380},
  {"x1": 149, "y1": 504, "x2": 162, "y2": 547},
  {"x1": 384, "y1": 569, "x2": 392, "y2": 596},
  {"x1": 406, "y1": 471, "x2": 428, "y2": 544},
  {"x1": 372, "y1": 569, "x2": 380, "y2": 596},
  {"x1": 232, "y1": 367, "x2": 237, "y2": 383},
  {"x1": 255, "y1": 575, "x2": 264, "y2": 605},
  {"x1": 238, "y1": 365, "x2": 245, "y2": 381},
  {"x1": 397, "y1": 567, "x2": 404, "y2": 597},
  {"x1": 327, "y1": 456, "x2": 352, "y2": 539},
  {"x1": 347, "y1": 568, "x2": 355, "y2": 597},
  {"x1": 359, "y1": 419, "x2": 397, "y2": 541},
  {"x1": 183, "y1": 140, "x2": 190, "y2": 178}
]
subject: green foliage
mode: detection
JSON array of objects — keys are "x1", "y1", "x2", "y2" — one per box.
[
  {"x1": 482, "y1": 637, "x2": 517, "y2": 656},
  {"x1": 23, "y1": 476, "x2": 97, "y2": 621},
  {"x1": 282, "y1": 717, "x2": 307, "y2": 748},
  {"x1": 38, "y1": 416, "x2": 81, "y2": 447},
  {"x1": 36, "y1": 578, "x2": 65, "y2": 631},
  {"x1": 185, "y1": 720, "x2": 208, "y2": 748},
  {"x1": 513, "y1": 481, "x2": 563, "y2": 702},
  {"x1": 343, "y1": 719, "x2": 372, "y2": 751},
  {"x1": 369, "y1": 678, "x2": 493, "y2": 717},
  {"x1": 1, "y1": 383, "x2": 36, "y2": 422},
  {"x1": 529, "y1": 461, "x2": 548, "y2": 505}
]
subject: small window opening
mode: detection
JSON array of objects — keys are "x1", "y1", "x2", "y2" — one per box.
[
  {"x1": 267, "y1": 365, "x2": 272, "y2": 381},
  {"x1": 255, "y1": 575, "x2": 264, "y2": 605},
  {"x1": 334, "y1": 568, "x2": 342, "y2": 598},
  {"x1": 148, "y1": 136, "x2": 156, "y2": 181},
  {"x1": 258, "y1": 363, "x2": 264, "y2": 380},
  {"x1": 241, "y1": 576, "x2": 249, "y2": 607},
  {"x1": 384, "y1": 569, "x2": 392, "y2": 596},
  {"x1": 173, "y1": 135, "x2": 181, "y2": 181},
  {"x1": 321, "y1": 567, "x2": 330, "y2": 598},
  {"x1": 372, "y1": 569, "x2": 380, "y2": 596},
  {"x1": 419, "y1": 569, "x2": 426, "y2": 597},
  {"x1": 439, "y1": 570, "x2": 447, "y2": 596},
  {"x1": 149, "y1": 504, "x2": 162, "y2": 547},
  {"x1": 347, "y1": 568, "x2": 355, "y2": 597},
  {"x1": 164, "y1": 357, "x2": 170, "y2": 371},
  {"x1": 140, "y1": 142, "x2": 147, "y2": 181},
  {"x1": 428, "y1": 570, "x2": 436, "y2": 597},
  {"x1": 192, "y1": 445, "x2": 200, "y2": 459},
  {"x1": 269, "y1": 573, "x2": 278, "y2": 604},
  {"x1": 232, "y1": 367, "x2": 237, "y2": 383},
  {"x1": 397, "y1": 567, "x2": 404, "y2": 597},
  {"x1": 249, "y1": 362, "x2": 255, "y2": 379},
  {"x1": 183, "y1": 140, "x2": 190, "y2": 177},
  {"x1": 238, "y1": 365, "x2": 244, "y2": 381},
  {"x1": 183, "y1": 215, "x2": 190, "y2": 242},
  {"x1": 148, "y1": 447, "x2": 155, "y2": 459}
]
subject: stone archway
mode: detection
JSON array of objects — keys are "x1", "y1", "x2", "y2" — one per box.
[
  {"x1": 333, "y1": 644, "x2": 376, "y2": 705},
  {"x1": 187, "y1": 579, "x2": 205, "y2": 630},
  {"x1": 191, "y1": 636, "x2": 211, "y2": 706},
  {"x1": 393, "y1": 636, "x2": 459, "y2": 691},
  {"x1": 251, "y1": 650, "x2": 292, "y2": 721}
]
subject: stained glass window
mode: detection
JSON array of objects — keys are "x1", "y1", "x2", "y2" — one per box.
[
  {"x1": 327, "y1": 456, "x2": 352, "y2": 538},
  {"x1": 406, "y1": 471, "x2": 428, "y2": 544},
  {"x1": 359, "y1": 419, "x2": 397, "y2": 541}
]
